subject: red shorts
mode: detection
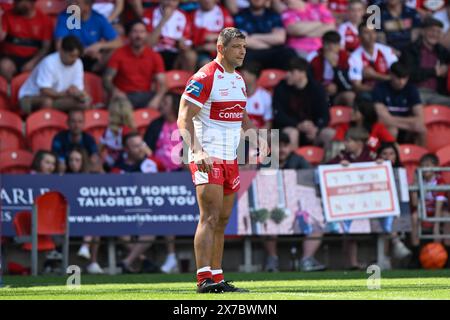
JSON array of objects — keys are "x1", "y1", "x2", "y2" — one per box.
[{"x1": 189, "y1": 158, "x2": 240, "y2": 195}]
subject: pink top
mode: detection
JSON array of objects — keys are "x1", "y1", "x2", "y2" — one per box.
[
  {"x1": 154, "y1": 121, "x2": 182, "y2": 172},
  {"x1": 282, "y1": 3, "x2": 335, "y2": 53}
]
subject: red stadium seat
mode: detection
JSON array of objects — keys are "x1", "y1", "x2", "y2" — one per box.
[
  {"x1": 436, "y1": 144, "x2": 450, "y2": 183},
  {"x1": 0, "y1": 75, "x2": 9, "y2": 110},
  {"x1": 13, "y1": 211, "x2": 56, "y2": 251},
  {"x1": 13, "y1": 191, "x2": 69, "y2": 275},
  {"x1": 329, "y1": 105, "x2": 352, "y2": 128},
  {"x1": 0, "y1": 149, "x2": 33, "y2": 173},
  {"x1": 84, "y1": 72, "x2": 106, "y2": 108},
  {"x1": 257, "y1": 69, "x2": 286, "y2": 91},
  {"x1": 133, "y1": 108, "x2": 161, "y2": 136},
  {"x1": 35, "y1": 0, "x2": 66, "y2": 15},
  {"x1": 295, "y1": 146, "x2": 324, "y2": 166},
  {"x1": 26, "y1": 109, "x2": 68, "y2": 151},
  {"x1": 424, "y1": 105, "x2": 450, "y2": 152},
  {"x1": 0, "y1": 109, "x2": 25, "y2": 151},
  {"x1": 84, "y1": 109, "x2": 109, "y2": 144},
  {"x1": 11, "y1": 71, "x2": 31, "y2": 110},
  {"x1": 399, "y1": 144, "x2": 429, "y2": 184},
  {"x1": 165, "y1": 70, "x2": 192, "y2": 95}
]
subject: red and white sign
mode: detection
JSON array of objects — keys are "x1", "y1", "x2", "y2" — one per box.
[{"x1": 318, "y1": 161, "x2": 400, "y2": 222}]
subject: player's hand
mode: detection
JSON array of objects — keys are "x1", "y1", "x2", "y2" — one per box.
[
  {"x1": 193, "y1": 151, "x2": 213, "y2": 173},
  {"x1": 257, "y1": 136, "x2": 270, "y2": 161}
]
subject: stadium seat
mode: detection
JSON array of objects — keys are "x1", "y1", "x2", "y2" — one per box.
[
  {"x1": 295, "y1": 146, "x2": 324, "y2": 166},
  {"x1": 256, "y1": 69, "x2": 286, "y2": 91},
  {"x1": 0, "y1": 75, "x2": 9, "y2": 110},
  {"x1": 13, "y1": 211, "x2": 56, "y2": 251},
  {"x1": 26, "y1": 109, "x2": 68, "y2": 151},
  {"x1": 11, "y1": 71, "x2": 31, "y2": 110},
  {"x1": 84, "y1": 109, "x2": 109, "y2": 144},
  {"x1": 0, "y1": 149, "x2": 33, "y2": 173},
  {"x1": 133, "y1": 108, "x2": 161, "y2": 136},
  {"x1": 13, "y1": 191, "x2": 70, "y2": 276},
  {"x1": 424, "y1": 105, "x2": 450, "y2": 152},
  {"x1": 436, "y1": 144, "x2": 450, "y2": 183},
  {"x1": 84, "y1": 72, "x2": 106, "y2": 108},
  {"x1": 329, "y1": 105, "x2": 352, "y2": 128},
  {"x1": 399, "y1": 144, "x2": 429, "y2": 184},
  {"x1": 0, "y1": 109, "x2": 25, "y2": 151},
  {"x1": 35, "y1": 0, "x2": 66, "y2": 15},
  {"x1": 165, "y1": 70, "x2": 192, "y2": 95}
]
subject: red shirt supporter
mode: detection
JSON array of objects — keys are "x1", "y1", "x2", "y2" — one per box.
[
  {"x1": 422, "y1": 175, "x2": 448, "y2": 228},
  {"x1": 107, "y1": 44, "x2": 165, "y2": 93},
  {"x1": 348, "y1": 43, "x2": 398, "y2": 86},
  {"x1": 309, "y1": 49, "x2": 350, "y2": 84},
  {"x1": 338, "y1": 21, "x2": 360, "y2": 52},
  {"x1": 0, "y1": 8, "x2": 52, "y2": 59},
  {"x1": 191, "y1": 4, "x2": 234, "y2": 48},
  {"x1": 143, "y1": 6, "x2": 193, "y2": 52},
  {"x1": 246, "y1": 87, "x2": 272, "y2": 129},
  {"x1": 182, "y1": 59, "x2": 247, "y2": 161},
  {"x1": 333, "y1": 122, "x2": 395, "y2": 151},
  {"x1": 328, "y1": 0, "x2": 348, "y2": 14}
]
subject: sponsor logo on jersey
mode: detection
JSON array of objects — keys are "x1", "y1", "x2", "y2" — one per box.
[
  {"x1": 210, "y1": 101, "x2": 246, "y2": 121},
  {"x1": 185, "y1": 80, "x2": 203, "y2": 97}
]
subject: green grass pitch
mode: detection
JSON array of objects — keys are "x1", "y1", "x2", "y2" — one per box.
[{"x1": 1, "y1": 270, "x2": 450, "y2": 300}]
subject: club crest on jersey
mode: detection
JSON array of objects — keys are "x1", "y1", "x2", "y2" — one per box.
[{"x1": 185, "y1": 80, "x2": 203, "y2": 97}]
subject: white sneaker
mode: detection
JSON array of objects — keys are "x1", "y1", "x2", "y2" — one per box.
[
  {"x1": 160, "y1": 255, "x2": 178, "y2": 274},
  {"x1": 86, "y1": 262, "x2": 104, "y2": 274},
  {"x1": 78, "y1": 245, "x2": 91, "y2": 260},
  {"x1": 46, "y1": 250, "x2": 63, "y2": 260},
  {"x1": 380, "y1": 256, "x2": 392, "y2": 270},
  {"x1": 392, "y1": 238, "x2": 412, "y2": 260}
]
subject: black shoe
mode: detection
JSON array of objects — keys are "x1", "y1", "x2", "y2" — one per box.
[
  {"x1": 197, "y1": 279, "x2": 224, "y2": 293},
  {"x1": 220, "y1": 280, "x2": 249, "y2": 293},
  {"x1": 117, "y1": 261, "x2": 135, "y2": 274},
  {"x1": 141, "y1": 259, "x2": 161, "y2": 273}
]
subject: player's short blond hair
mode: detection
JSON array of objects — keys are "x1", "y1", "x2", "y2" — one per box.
[{"x1": 217, "y1": 27, "x2": 246, "y2": 47}]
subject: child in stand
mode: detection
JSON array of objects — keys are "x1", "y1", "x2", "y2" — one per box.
[
  {"x1": 410, "y1": 153, "x2": 450, "y2": 268},
  {"x1": 99, "y1": 96, "x2": 136, "y2": 171}
]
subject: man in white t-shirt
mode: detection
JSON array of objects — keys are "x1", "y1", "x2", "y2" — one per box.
[{"x1": 19, "y1": 35, "x2": 91, "y2": 114}]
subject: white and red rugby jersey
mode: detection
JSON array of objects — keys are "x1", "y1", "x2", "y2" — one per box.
[{"x1": 181, "y1": 59, "x2": 247, "y2": 161}]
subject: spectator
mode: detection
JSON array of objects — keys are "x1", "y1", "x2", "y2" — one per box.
[
  {"x1": 114, "y1": 132, "x2": 171, "y2": 274},
  {"x1": 376, "y1": 142, "x2": 412, "y2": 268},
  {"x1": 65, "y1": 146, "x2": 105, "y2": 274},
  {"x1": 328, "y1": 0, "x2": 350, "y2": 24},
  {"x1": 191, "y1": 0, "x2": 234, "y2": 66},
  {"x1": 328, "y1": 126, "x2": 376, "y2": 270},
  {"x1": 378, "y1": 0, "x2": 421, "y2": 53},
  {"x1": 410, "y1": 153, "x2": 450, "y2": 268},
  {"x1": 348, "y1": 21, "x2": 398, "y2": 99},
  {"x1": 144, "y1": 93, "x2": 183, "y2": 172},
  {"x1": 333, "y1": 100, "x2": 396, "y2": 152},
  {"x1": 54, "y1": 0, "x2": 123, "y2": 72},
  {"x1": 372, "y1": 62, "x2": 426, "y2": 146},
  {"x1": 433, "y1": 2, "x2": 450, "y2": 49},
  {"x1": 144, "y1": 0, "x2": 197, "y2": 72},
  {"x1": 240, "y1": 61, "x2": 273, "y2": 129},
  {"x1": 103, "y1": 19, "x2": 167, "y2": 109},
  {"x1": 282, "y1": 0, "x2": 336, "y2": 58},
  {"x1": 30, "y1": 150, "x2": 58, "y2": 174},
  {"x1": 338, "y1": 0, "x2": 365, "y2": 52},
  {"x1": 0, "y1": 0, "x2": 53, "y2": 81},
  {"x1": 400, "y1": 17, "x2": 450, "y2": 106},
  {"x1": 233, "y1": 0, "x2": 296, "y2": 70},
  {"x1": 93, "y1": 0, "x2": 124, "y2": 23},
  {"x1": 99, "y1": 97, "x2": 135, "y2": 171},
  {"x1": 272, "y1": 57, "x2": 331, "y2": 148},
  {"x1": 261, "y1": 132, "x2": 326, "y2": 272},
  {"x1": 52, "y1": 108, "x2": 102, "y2": 174},
  {"x1": 18, "y1": 36, "x2": 91, "y2": 114},
  {"x1": 308, "y1": 31, "x2": 354, "y2": 106}
]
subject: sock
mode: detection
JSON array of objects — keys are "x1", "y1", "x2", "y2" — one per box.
[
  {"x1": 212, "y1": 269, "x2": 224, "y2": 283},
  {"x1": 196, "y1": 266, "x2": 212, "y2": 285}
]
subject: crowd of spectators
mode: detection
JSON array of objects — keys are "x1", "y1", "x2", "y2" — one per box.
[{"x1": 1, "y1": 0, "x2": 450, "y2": 273}]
